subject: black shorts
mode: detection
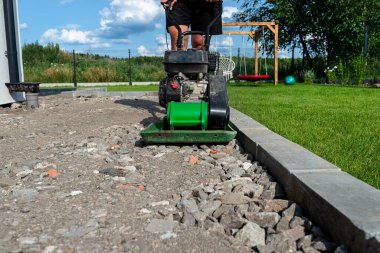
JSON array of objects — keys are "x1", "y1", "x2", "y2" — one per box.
[{"x1": 166, "y1": 0, "x2": 223, "y2": 35}]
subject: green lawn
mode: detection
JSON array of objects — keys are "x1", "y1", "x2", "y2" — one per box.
[{"x1": 227, "y1": 83, "x2": 380, "y2": 189}]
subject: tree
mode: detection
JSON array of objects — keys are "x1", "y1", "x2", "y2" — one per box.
[{"x1": 236, "y1": 0, "x2": 380, "y2": 69}]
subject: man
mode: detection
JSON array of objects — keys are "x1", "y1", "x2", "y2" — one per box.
[{"x1": 161, "y1": 0, "x2": 223, "y2": 50}]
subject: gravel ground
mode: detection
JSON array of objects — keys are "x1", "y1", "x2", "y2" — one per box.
[{"x1": 0, "y1": 95, "x2": 348, "y2": 253}]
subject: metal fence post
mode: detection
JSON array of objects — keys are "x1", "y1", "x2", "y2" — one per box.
[
  {"x1": 129, "y1": 49, "x2": 132, "y2": 86},
  {"x1": 73, "y1": 50, "x2": 77, "y2": 87}
]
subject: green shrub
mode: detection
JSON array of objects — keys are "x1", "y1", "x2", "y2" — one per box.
[{"x1": 304, "y1": 70, "x2": 316, "y2": 84}]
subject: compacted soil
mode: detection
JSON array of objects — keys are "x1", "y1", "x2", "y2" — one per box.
[{"x1": 0, "y1": 94, "x2": 346, "y2": 253}]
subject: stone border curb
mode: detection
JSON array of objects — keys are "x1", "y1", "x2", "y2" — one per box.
[
  {"x1": 229, "y1": 107, "x2": 380, "y2": 253},
  {"x1": 60, "y1": 90, "x2": 158, "y2": 98},
  {"x1": 40, "y1": 82, "x2": 159, "y2": 87}
]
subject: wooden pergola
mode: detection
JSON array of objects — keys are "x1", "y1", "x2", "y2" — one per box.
[{"x1": 222, "y1": 21, "x2": 279, "y2": 85}]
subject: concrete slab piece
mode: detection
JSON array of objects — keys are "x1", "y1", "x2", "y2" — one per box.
[
  {"x1": 288, "y1": 171, "x2": 380, "y2": 253},
  {"x1": 256, "y1": 141, "x2": 341, "y2": 186},
  {"x1": 229, "y1": 107, "x2": 380, "y2": 253},
  {"x1": 229, "y1": 107, "x2": 268, "y2": 131},
  {"x1": 236, "y1": 128, "x2": 288, "y2": 158}
]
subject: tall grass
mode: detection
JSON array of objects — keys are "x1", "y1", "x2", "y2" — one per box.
[{"x1": 23, "y1": 42, "x2": 379, "y2": 84}]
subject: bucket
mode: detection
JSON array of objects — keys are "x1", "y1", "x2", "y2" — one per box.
[{"x1": 25, "y1": 93, "x2": 39, "y2": 109}]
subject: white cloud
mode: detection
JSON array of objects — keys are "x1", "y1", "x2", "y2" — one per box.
[
  {"x1": 112, "y1": 38, "x2": 132, "y2": 44},
  {"x1": 63, "y1": 24, "x2": 81, "y2": 29},
  {"x1": 90, "y1": 42, "x2": 111, "y2": 49},
  {"x1": 41, "y1": 28, "x2": 97, "y2": 44},
  {"x1": 99, "y1": 0, "x2": 163, "y2": 38},
  {"x1": 210, "y1": 36, "x2": 234, "y2": 54},
  {"x1": 155, "y1": 35, "x2": 168, "y2": 54},
  {"x1": 223, "y1": 6, "x2": 238, "y2": 22},
  {"x1": 59, "y1": 0, "x2": 74, "y2": 5},
  {"x1": 278, "y1": 49, "x2": 291, "y2": 58},
  {"x1": 137, "y1": 45, "x2": 154, "y2": 56},
  {"x1": 19, "y1": 23, "x2": 28, "y2": 30},
  {"x1": 155, "y1": 23, "x2": 163, "y2": 29}
]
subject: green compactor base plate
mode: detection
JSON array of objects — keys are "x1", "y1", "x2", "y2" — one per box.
[{"x1": 140, "y1": 122, "x2": 237, "y2": 144}]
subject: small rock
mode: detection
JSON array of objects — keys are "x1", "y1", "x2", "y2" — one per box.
[
  {"x1": 160, "y1": 232, "x2": 177, "y2": 240},
  {"x1": 289, "y1": 216, "x2": 306, "y2": 228},
  {"x1": 34, "y1": 162, "x2": 57, "y2": 171},
  {"x1": 304, "y1": 247, "x2": 321, "y2": 253},
  {"x1": 139, "y1": 208, "x2": 152, "y2": 215},
  {"x1": 266, "y1": 233, "x2": 297, "y2": 252},
  {"x1": 118, "y1": 154, "x2": 134, "y2": 164},
  {"x1": 0, "y1": 178, "x2": 16, "y2": 188},
  {"x1": 17, "y1": 237, "x2": 38, "y2": 245},
  {"x1": 181, "y1": 212, "x2": 196, "y2": 226},
  {"x1": 192, "y1": 188, "x2": 208, "y2": 200},
  {"x1": 276, "y1": 203, "x2": 297, "y2": 232},
  {"x1": 10, "y1": 102, "x2": 22, "y2": 109},
  {"x1": 283, "y1": 225, "x2": 306, "y2": 241},
  {"x1": 298, "y1": 235, "x2": 312, "y2": 250},
  {"x1": 154, "y1": 153, "x2": 165, "y2": 158},
  {"x1": 70, "y1": 190, "x2": 83, "y2": 196},
  {"x1": 245, "y1": 212, "x2": 281, "y2": 228},
  {"x1": 235, "y1": 204, "x2": 249, "y2": 215},
  {"x1": 192, "y1": 211, "x2": 208, "y2": 224},
  {"x1": 213, "y1": 204, "x2": 233, "y2": 219},
  {"x1": 334, "y1": 245, "x2": 349, "y2": 253},
  {"x1": 145, "y1": 219, "x2": 178, "y2": 233},
  {"x1": 172, "y1": 193, "x2": 181, "y2": 203},
  {"x1": 121, "y1": 165, "x2": 137, "y2": 173},
  {"x1": 16, "y1": 169, "x2": 33, "y2": 178},
  {"x1": 55, "y1": 191, "x2": 71, "y2": 200},
  {"x1": 179, "y1": 198, "x2": 198, "y2": 214},
  {"x1": 99, "y1": 168, "x2": 125, "y2": 177},
  {"x1": 150, "y1": 200, "x2": 170, "y2": 207},
  {"x1": 12, "y1": 188, "x2": 38, "y2": 202},
  {"x1": 198, "y1": 200, "x2": 222, "y2": 216},
  {"x1": 220, "y1": 192, "x2": 250, "y2": 205},
  {"x1": 262, "y1": 197, "x2": 289, "y2": 212},
  {"x1": 42, "y1": 245, "x2": 58, "y2": 253},
  {"x1": 205, "y1": 220, "x2": 225, "y2": 235},
  {"x1": 91, "y1": 209, "x2": 108, "y2": 218},
  {"x1": 242, "y1": 162, "x2": 252, "y2": 171},
  {"x1": 312, "y1": 238, "x2": 337, "y2": 251},
  {"x1": 220, "y1": 209, "x2": 247, "y2": 231},
  {"x1": 256, "y1": 244, "x2": 276, "y2": 253},
  {"x1": 228, "y1": 167, "x2": 245, "y2": 178},
  {"x1": 235, "y1": 221, "x2": 265, "y2": 247}
]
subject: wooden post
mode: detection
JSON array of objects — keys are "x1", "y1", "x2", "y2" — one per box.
[
  {"x1": 254, "y1": 32, "x2": 260, "y2": 75},
  {"x1": 222, "y1": 21, "x2": 279, "y2": 85},
  {"x1": 274, "y1": 21, "x2": 279, "y2": 85}
]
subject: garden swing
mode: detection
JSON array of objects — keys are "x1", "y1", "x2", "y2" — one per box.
[
  {"x1": 237, "y1": 29, "x2": 270, "y2": 81},
  {"x1": 214, "y1": 34, "x2": 235, "y2": 81}
]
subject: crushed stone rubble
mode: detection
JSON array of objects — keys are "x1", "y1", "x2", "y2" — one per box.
[{"x1": 0, "y1": 95, "x2": 348, "y2": 253}]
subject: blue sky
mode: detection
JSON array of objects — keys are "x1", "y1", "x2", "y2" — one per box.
[{"x1": 19, "y1": 0, "x2": 289, "y2": 58}]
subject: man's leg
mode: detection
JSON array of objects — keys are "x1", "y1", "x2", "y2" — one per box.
[
  {"x1": 168, "y1": 25, "x2": 189, "y2": 50},
  {"x1": 191, "y1": 35, "x2": 203, "y2": 49}
]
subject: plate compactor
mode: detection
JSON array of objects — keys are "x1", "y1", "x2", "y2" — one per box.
[{"x1": 140, "y1": 8, "x2": 236, "y2": 144}]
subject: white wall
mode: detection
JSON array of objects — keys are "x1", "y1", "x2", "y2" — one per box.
[{"x1": 0, "y1": 0, "x2": 24, "y2": 105}]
